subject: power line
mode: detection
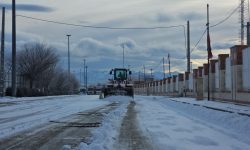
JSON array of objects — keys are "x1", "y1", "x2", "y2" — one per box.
[
  {"x1": 190, "y1": 1, "x2": 244, "y2": 54},
  {"x1": 16, "y1": 14, "x2": 188, "y2": 74},
  {"x1": 17, "y1": 14, "x2": 187, "y2": 58},
  {"x1": 191, "y1": 29, "x2": 207, "y2": 53},
  {"x1": 180, "y1": 28, "x2": 207, "y2": 60},
  {"x1": 190, "y1": 1, "x2": 245, "y2": 53},
  {"x1": 17, "y1": 14, "x2": 185, "y2": 30},
  {"x1": 210, "y1": 0, "x2": 245, "y2": 28},
  {"x1": 131, "y1": 2, "x2": 243, "y2": 74},
  {"x1": 186, "y1": 2, "x2": 244, "y2": 58},
  {"x1": 187, "y1": 1, "x2": 245, "y2": 59},
  {"x1": 152, "y1": 59, "x2": 163, "y2": 71}
]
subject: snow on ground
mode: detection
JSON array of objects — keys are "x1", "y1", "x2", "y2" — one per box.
[
  {"x1": 1, "y1": 95, "x2": 250, "y2": 150},
  {"x1": 0, "y1": 95, "x2": 109, "y2": 139},
  {"x1": 135, "y1": 96, "x2": 250, "y2": 150},
  {"x1": 0, "y1": 95, "x2": 76, "y2": 103},
  {"x1": 77, "y1": 96, "x2": 131, "y2": 150},
  {"x1": 168, "y1": 97, "x2": 250, "y2": 115},
  {"x1": 159, "y1": 96, "x2": 250, "y2": 141}
]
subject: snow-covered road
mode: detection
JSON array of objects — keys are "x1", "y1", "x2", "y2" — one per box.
[
  {"x1": 0, "y1": 95, "x2": 250, "y2": 150},
  {"x1": 0, "y1": 95, "x2": 109, "y2": 139}
]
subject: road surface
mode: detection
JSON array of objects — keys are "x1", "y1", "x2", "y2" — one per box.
[
  {"x1": 0, "y1": 95, "x2": 249, "y2": 150},
  {"x1": 0, "y1": 96, "x2": 119, "y2": 150}
]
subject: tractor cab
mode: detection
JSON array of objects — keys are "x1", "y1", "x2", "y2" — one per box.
[{"x1": 110, "y1": 68, "x2": 131, "y2": 81}]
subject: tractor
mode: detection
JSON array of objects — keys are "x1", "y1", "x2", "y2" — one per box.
[{"x1": 102, "y1": 68, "x2": 134, "y2": 98}]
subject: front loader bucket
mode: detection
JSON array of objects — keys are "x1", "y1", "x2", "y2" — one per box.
[{"x1": 102, "y1": 87, "x2": 134, "y2": 98}]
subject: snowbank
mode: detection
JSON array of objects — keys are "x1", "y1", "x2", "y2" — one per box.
[
  {"x1": 159, "y1": 97, "x2": 250, "y2": 141},
  {"x1": 0, "y1": 95, "x2": 79, "y2": 103},
  {"x1": 77, "y1": 96, "x2": 131, "y2": 150}
]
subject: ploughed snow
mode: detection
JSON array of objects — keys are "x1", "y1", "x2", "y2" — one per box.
[
  {"x1": 77, "y1": 96, "x2": 131, "y2": 150},
  {"x1": 0, "y1": 95, "x2": 109, "y2": 139}
]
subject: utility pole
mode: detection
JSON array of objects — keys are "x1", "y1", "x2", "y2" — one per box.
[
  {"x1": 128, "y1": 65, "x2": 131, "y2": 80},
  {"x1": 150, "y1": 68, "x2": 153, "y2": 78},
  {"x1": 240, "y1": 0, "x2": 245, "y2": 45},
  {"x1": 85, "y1": 66, "x2": 88, "y2": 93},
  {"x1": 80, "y1": 69, "x2": 81, "y2": 85},
  {"x1": 12, "y1": 0, "x2": 16, "y2": 96},
  {"x1": 187, "y1": 20, "x2": 191, "y2": 72},
  {"x1": 168, "y1": 53, "x2": 171, "y2": 77},
  {"x1": 207, "y1": 4, "x2": 210, "y2": 101},
  {"x1": 163, "y1": 57, "x2": 165, "y2": 79},
  {"x1": 143, "y1": 65, "x2": 146, "y2": 82},
  {"x1": 66, "y1": 35, "x2": 71, "y2": 79},
  {"x1": 247, "y1": 22, "x2": 250, "y2": 46},
  {"x1": 122, "y1": 44, "x2": 125, "y2": 68},
  {"x1": 83, "y1": 59, "x2": 86, "y2": 92},
  {"x1": 139, "y1": 71, "x2": 141, "y2": 83},
  {"x1": 0, "y1": 7, "x2": 5, "y2": 96}
]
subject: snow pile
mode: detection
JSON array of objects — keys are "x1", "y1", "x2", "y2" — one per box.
[
  {"x1": 77, "y1": 96, "x2": 130, "y2": 150},
  {"x1": 168, "y1": 97, "x2": 250, "y2": 115}
]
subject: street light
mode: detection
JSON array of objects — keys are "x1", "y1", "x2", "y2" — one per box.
[
  {"x1": 12, "y1": 0, "x2": 16, "y2": 96},
  {"x1": 85, "y1": 66, "x2": 88, "y2": 93},
  {"x1": 66, "y1": 34, "x2": 71, "y2": 77}
]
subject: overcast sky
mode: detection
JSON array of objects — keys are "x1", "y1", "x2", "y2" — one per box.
[{"x1": 0, "y1": 0, "x2": 243, "y2": 82}]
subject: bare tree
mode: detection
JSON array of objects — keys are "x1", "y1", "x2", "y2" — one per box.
[
  {"x1": 17, "y1": 42, "x2": 59, "y2": 89},
  {"x1": 49, "y1": 68, "x2": 80, "y2": 95},
  {"x1": 16, "y1": 42, "x2": 80, "y2": 96}
]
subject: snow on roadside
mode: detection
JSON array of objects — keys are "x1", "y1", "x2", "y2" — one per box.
[
  {"x1": 168, "y1": 97, "x2": 250, "y2": 115},
  {"x1": 0, "y1": 95, "x2": 78, "y2": 103},
  {"x1": 77, "y1": 96, "x2": 131, "y2": 150},
  {"x1": 135, "y1": 96, "x2": 250, "y2": 150},
  {"x1": 155, "y1": 96, "x2": 250, "y2": 143}
]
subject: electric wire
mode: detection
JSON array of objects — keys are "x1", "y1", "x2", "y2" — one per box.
[
  {"x1": 186, "y1": 1, "x2": 244, "y2": 59},
  {"x1": 144, "y1": 2, "x2": 243, "y2": 73},
  {"x1": 210, "y1": 0, "x2": 245, "y2": 28},
  {"x1": 17, "y1": 14, "x2": 185, "y2": 30},
  {"x1": 17, "y1": 14, "x2": 186, "y2": 48},
  {"x1": 16, "y1": 1, "x2": 240, "y2": 73},
  {"x1": 152, "y1": 59, "x2": 163, "y2": 71},
  {"x1": 180, "y1": 29, "x2": 207, "y2": 60},
  {"x1": 16, "y1": 14, "x2": 186, "y2": 73},
  {"x1": 191, "y1": 29, "x2": 207, "y2": 53}
]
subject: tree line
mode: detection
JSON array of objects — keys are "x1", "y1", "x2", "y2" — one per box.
[{"x1": 6, "y1": 42, "x2": 79, "y2": 97}]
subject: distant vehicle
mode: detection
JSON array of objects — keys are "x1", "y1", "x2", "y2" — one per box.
[
  {"x1": 87, "y1": 87, "x2": 95, "y2": 95},
  {"x1": 102, "y1": 68, "x2": 134, "y2": 98}
]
